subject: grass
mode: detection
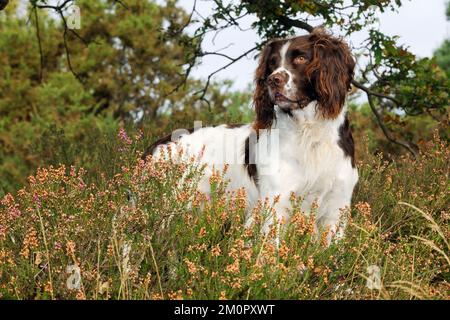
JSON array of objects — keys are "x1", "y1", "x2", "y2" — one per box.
[{"x1": 0, "y1": 127, "x2": 448, "y2": 300}]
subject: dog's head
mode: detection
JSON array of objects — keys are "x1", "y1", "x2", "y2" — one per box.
[{"x1": 254, "y1": 29, "x2": 355, "y2": 129}]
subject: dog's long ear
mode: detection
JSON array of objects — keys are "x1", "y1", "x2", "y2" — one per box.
[
  {"x1": 253, "y1": 42, "x2": 275, "y2": 130},
  {"x1": 306, "y1": 30, "x2": 355, "y2": 119}
]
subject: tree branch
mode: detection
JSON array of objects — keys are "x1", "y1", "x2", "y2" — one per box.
[
  {"x1": 367, "y1": 93, "x2": 418, "y2": 158},
  {"x1": 179, "y1": 0, "x2": 197, "y2": 34},
  {"x1": 351, "y1": 80, "x2": 401, "y2": 106},
  {"x1": 277, "y1": 16, "x2": 314, "y2": 33},
  {"x1": 0, "y1": 0, "x2": 9, "y2": 11},
  {"x1": 193, "y1": 45, "x2": 259, "y2": 109},
  {"x1": 114, "y1": 0, "x2": 128, "y2": 9},
  {"x1": 58, "y1": 10, "x2": 83, "y2": 82},
  {"x1": 33, "y1": 0, "x2": 96, "y2": 82},
  {"x1": 35, "y1": 0, "x2": 73, "y2": 11}
]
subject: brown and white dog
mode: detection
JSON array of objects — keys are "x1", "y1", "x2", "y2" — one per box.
[{"x1": 144, "y1": 29, "x2": 358, "y2": 245}]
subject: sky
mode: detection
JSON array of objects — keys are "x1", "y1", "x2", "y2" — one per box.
[{"x1": 176, "y1": 0, "x2": 450, "y2": 91}]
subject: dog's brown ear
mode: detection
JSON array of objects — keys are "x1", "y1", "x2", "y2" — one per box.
[
  {"x1": 253, "y1": 42, "x2": 275, "y2": 130},
  {"x1": 306, "y1": 30, "x2": 355, "y2": 119}
]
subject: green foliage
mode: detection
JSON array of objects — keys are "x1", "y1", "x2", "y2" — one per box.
[
  {"x1": 434, "y1": 40, "x2": 450, "y2": 78},
  {"x1": 213, "y1": 0, "x2": 403, "y2": 38},
  {"x1": 367, "y1": 30, "x2": 449, "y2": 117},
  {"x1": 434, "y1": 1, "x2": 450, "y2": 77}
]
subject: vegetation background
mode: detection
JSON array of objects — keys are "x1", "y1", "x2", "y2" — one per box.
[{"x1": 0, "y1": 0, "x2": 448, "y2": 299}]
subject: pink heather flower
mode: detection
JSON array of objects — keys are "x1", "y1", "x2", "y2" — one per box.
[
  {"x1": 1, "y1": 193, "x2": 14, "y2": 206},
  {"x1": 78, "y1": 178, "x2": 86, "y2": 190},
  {"x1": 9, "y1": 207, "x2": 21, "y2": 219},
  {"x1": 54, "y1": 241, "x2": 62, "y2": 251},
  {"x1": 134, "y1": 129, "x2": 143, "y2": 141},
  {"x1": 33, "y1": 191, "x2": 41, "y2": 209},
  {"x1": 118, "y1": 127, "x2": 132, "y2": 145}
]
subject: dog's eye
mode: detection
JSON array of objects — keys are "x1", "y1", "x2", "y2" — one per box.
[{"x1": 293, "y1": 56, "x2": 307, "y2": 65}]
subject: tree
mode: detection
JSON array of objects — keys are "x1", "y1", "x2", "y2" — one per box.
[
  {"x1": 173, "y1": 0, "x2": 449, "y2": 156},
  {"x1": 434, "y1": 1, "x2": 450, "y2": 78},
  {"x1": 0, "y1": 0, "x2": 241, "y2": 194},
  {"x1": 435, "y1": 40, "x2": 450, "y2": 78},
  {"x1": 2, "y1": 0, "x2": 205, "y2": 118}
]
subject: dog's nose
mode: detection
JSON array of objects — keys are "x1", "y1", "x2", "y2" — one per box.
[{"x1": 268, "y1": 71, "x2": 288, "y2": 88}]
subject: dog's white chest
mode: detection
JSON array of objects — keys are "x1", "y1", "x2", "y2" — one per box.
[
  {"x1": 288, "y1": 132, "x2": 339, "y2": 192},
  {"x1": 258, "y1": 115, "x2": 345, "y2": 202}
]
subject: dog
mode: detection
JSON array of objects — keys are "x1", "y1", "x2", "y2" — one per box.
[{"x1": 143, "y1": 29, "x2": 358, "y2": 245}]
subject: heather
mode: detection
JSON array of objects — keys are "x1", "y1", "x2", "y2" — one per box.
[{"x1": 1, "y1": 128, "x2": 448, "y2": 299}]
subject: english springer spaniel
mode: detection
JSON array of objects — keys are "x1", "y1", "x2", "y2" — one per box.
[{"x1": 144, "y1": 29, "x2": 358, "y2": 245}]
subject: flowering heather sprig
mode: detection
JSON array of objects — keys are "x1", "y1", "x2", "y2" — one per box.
[
  {"x1": 20, "y1": 227, "x2": 39, "y2": 258},
  {"x1": 184, "y1": 258, "x2": 198, "y2": 275},
  {"x1": 118, "y1": 127, "x2": 132, "y2": 145}
]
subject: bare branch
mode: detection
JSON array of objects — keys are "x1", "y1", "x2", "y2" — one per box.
[
  {"x1": 33, "y1": 1, "x2": 95, "y2": 82},
  {"x1": 425, "y1": 109, "x2": 443, "y2": 122},
  {"x1": 200, "y1": 51, "x2": 235, "y2": 61},
  {"x1": 179, "y1": 0, "x2": 197, "y2": 34},
  {"x1": 58, "y1": 10, "x2": 83, "y2": 82},
  {"x1": 0, "y1": 0, "x2": 9, "y2": 11},
  {"x1": 162, "y1": 49, "x2": 199, "y2": 98},
  {"x1": 114, "y1": 0, "x2": 128, "y2": 9},
  {"x1": 35, "y1": 0, "x2": 73, "y2": 11},
  {"x1": 193, "y1": 45, "x2": 259, "y2": 108},
  {"x1": 366, "y1": 93, "x2": 418, "y2": 158},
  {"x1": 351, "y1": 80, "x2": 401, "y2": 106},
  {"x1": 277, "y1": 16, "x2": 314, "y2": 33},
  {"x1": 38, "y1": 0, "x2": 91, "y2": 46}
]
